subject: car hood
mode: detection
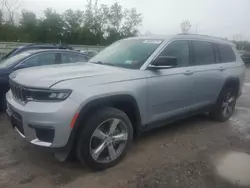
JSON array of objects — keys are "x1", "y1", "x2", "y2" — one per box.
[{"x1": 10, "y1": 63, "x2": 127, "y2": 88}]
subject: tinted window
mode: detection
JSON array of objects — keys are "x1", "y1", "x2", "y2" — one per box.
[
  {"x1": 23, "y1": 53, "x2": 57, "y2": 67},
  {"x1": 192, "y1": 41, "x2": 215, "y2": 65},
  {"x1": 61, "y1": 53, "x2": 87, "y2": 64},
  {"x1": 218, "y1": 44, "x2": 236, "y2": 63},
  {"x1": 159, "y1": 41, "x2": 189, "y2": 67}
]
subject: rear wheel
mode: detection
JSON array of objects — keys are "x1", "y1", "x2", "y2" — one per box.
[
  {"x1": 210, "y1": 86, "x2": 237, "y2": 122},
  {"x1": 76, "y1": 107, "x2": 133, "y2": 170}
]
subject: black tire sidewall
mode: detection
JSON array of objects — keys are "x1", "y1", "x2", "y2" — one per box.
[
  {"x1": 76, "y1": 107, "x2": 133, "y2": 170},
  {"x1": 212, "y1": 86, "x2": 237, "y2": 121}
]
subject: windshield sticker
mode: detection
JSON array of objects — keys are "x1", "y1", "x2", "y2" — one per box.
[
  {"x1": 124, "y1": 60, "x2": 133, "y2": 64},
  {"x1": 143, "y1": 40, "x2": 162, "y2": 44}
]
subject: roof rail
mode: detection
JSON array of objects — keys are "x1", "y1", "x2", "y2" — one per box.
[
  {"x1": 24, "y1": 43, "x2": 69, "y2": 46},
  {"x1": 177, "y1": 33, "x2": 228, "y2": 41},
  {"x1": 21, "y1": 43, "x2": 72, "y2": 49},
  {"x1": 22, "y1": 43, "x2": 52, "y2": 47}
]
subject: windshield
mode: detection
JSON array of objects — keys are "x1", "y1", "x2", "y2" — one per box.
[
  {"x1": 89, "y1": 39, "x2": 163, "y2": 69},
  {"x1": 0, "y1": 52, "x2": 31, "y2": 68}
]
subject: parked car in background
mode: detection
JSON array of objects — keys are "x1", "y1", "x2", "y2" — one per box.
[
  {"x1": 1, "y1": 43, "x2": 73, "y2": 61},
  {"x1": 0, "y1": 49, "x2": 89, "y2": 109},
  {"x1": 241, "y1": 52, "x2": 250, "y2": 65},
  {"x1": 6, "y1": 34, "x2": 245, "y2": 170}
]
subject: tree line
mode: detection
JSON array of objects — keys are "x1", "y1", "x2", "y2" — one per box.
[{"x1": 0, "y1": 0, "x2": 142, "y2": 45}]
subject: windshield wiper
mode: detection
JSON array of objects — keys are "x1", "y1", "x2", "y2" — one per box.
[
  {"x1": 90, "y1": 61, "x2": 118, "y2": 68},
  {"x1": 90, "y1": 61, "x2": 105, "y2": 65}
]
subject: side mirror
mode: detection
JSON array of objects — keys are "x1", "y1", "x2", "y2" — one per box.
[{"x1": 149, "y1": 56, "x2": 177, "y2": 69}]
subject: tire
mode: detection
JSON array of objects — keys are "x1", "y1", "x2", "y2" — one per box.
[
  {"x1": 76, "y1": 107, "x2": 133, "y2": 170},
  {"x1": 210, "y1": 85, "x2": 237, "y2": 122}
]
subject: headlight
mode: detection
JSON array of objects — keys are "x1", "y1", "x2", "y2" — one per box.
[{"x1": 27, "y1": 89, "x2": 72, "y2": 101}]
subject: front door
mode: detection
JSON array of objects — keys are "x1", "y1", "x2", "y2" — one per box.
[{"x1": 146, "y1": 40, "x2": 195, "y2": 124}]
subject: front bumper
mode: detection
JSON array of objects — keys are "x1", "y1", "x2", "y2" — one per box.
[{"x1": 6, "y1": 91, "x2": 79, "y2": 148}]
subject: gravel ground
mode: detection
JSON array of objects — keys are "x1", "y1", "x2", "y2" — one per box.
[{"x1": 1, "y1": 69, "x2": 250, "y2": 188}]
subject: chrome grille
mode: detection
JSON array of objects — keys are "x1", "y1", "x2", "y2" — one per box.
[{"x1": 9, "y1": 81, "x2": 27, "y2": 102}]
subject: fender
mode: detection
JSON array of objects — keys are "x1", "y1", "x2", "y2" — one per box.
[
  {"x1": 75, "y1": 94, "x2": 142, "y2": 133},
  {"x1": 55, "y1": 94, "x2": 142, "y2": 161}
]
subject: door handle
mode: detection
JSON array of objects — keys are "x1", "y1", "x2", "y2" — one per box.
[
  {"x1": 219, "y1": 67, "x2": 225, "y2": 72},
  {"x1": 184, "y1": 70, "x2": 194, "y2": 76}
]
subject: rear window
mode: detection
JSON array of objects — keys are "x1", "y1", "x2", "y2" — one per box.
[
  {"x1": 218, "y1": 44, "x2": 236, "y2": 63},
  {"x1": 192, "y1": 41, "x2": 216, "y2": 65}
]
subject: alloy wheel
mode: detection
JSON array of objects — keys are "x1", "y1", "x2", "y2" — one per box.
[
  {"x1": 89, "y1": 118, "x2": 128, "y2": 163},
  {"x1": 221, "y1": 92, "x2": 236, "y2": 118}
]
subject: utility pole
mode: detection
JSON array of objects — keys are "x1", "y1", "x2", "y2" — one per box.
[{"x1": 195, "y1": 23, "x2": 199, "y2": 33}]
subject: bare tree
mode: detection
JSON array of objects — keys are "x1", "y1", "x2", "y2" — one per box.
[
  {"x1": 233, "y1": 33, "x2": 243, "y2": 41},
  {"x1": 0, "y1": 0, "x2": 5, "y2": 24},
  {"x1": 1, "y1": 0, "x2": 21, "y2": 25},
  {"x1": 144, "y1": 30, "x2": 153, "y2": 36},
  {"x1": 233, "y1": 33, "x2": 244, "y2": 50},
  {"x1": 180, "y1": 20, "x2": 191, "y2": 34}
]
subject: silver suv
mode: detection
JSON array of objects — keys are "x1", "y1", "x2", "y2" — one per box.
[{"x1": 6, "y1": 34, "x2": 245, "y2": 170}]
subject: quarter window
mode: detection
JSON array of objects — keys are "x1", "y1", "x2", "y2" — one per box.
[
  {"x1": 218, "y1": 44, "x2": 236, "y2": 63},
  {"x1": 159, "y1": 41, "x2": 190, "y2": 67},
  {"x1": 192, "y1": 41, "x2": 215, "y2": 65},
  {"x1": 61, "y1": 53, "x2": 87, "y2": 64}
]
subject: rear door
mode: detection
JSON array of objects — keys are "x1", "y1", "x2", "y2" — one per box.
[
  {"x1": 216, "y1": 44, "x2": 244, "y2": 95},
  {"x1": 188, "y1": 41, "x2": 225, "y2": 109}
]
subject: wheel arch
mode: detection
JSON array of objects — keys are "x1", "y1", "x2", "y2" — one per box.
[
  {"x1": 65, "y1": 94, "x2": 142, "y2": 153},
  {"x1": 55, "y1": 94, "x2": 142, "y2": 161},
  {"x1": 222, "y1": 77, "x2": 240, "y2": 96}
]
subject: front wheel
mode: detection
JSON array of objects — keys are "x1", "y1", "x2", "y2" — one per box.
[
  {"x1": 210, "y1": 86, "x2": 237, "y2": 122},
  {"x1": 76, "y1": 107, "x2": 133, "y2": 170}
]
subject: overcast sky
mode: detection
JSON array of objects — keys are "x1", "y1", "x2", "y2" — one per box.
[{"x1": 22, "y1": 0, "x2": 250, "y2": 40}]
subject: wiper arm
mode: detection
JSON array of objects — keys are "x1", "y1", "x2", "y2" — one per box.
[
  {"x1": 90, "y1": 61, "x2": 116, "y2": 67},
  {"x1": 90, "y1": 61, "x2": 104, "y2": 65}
]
